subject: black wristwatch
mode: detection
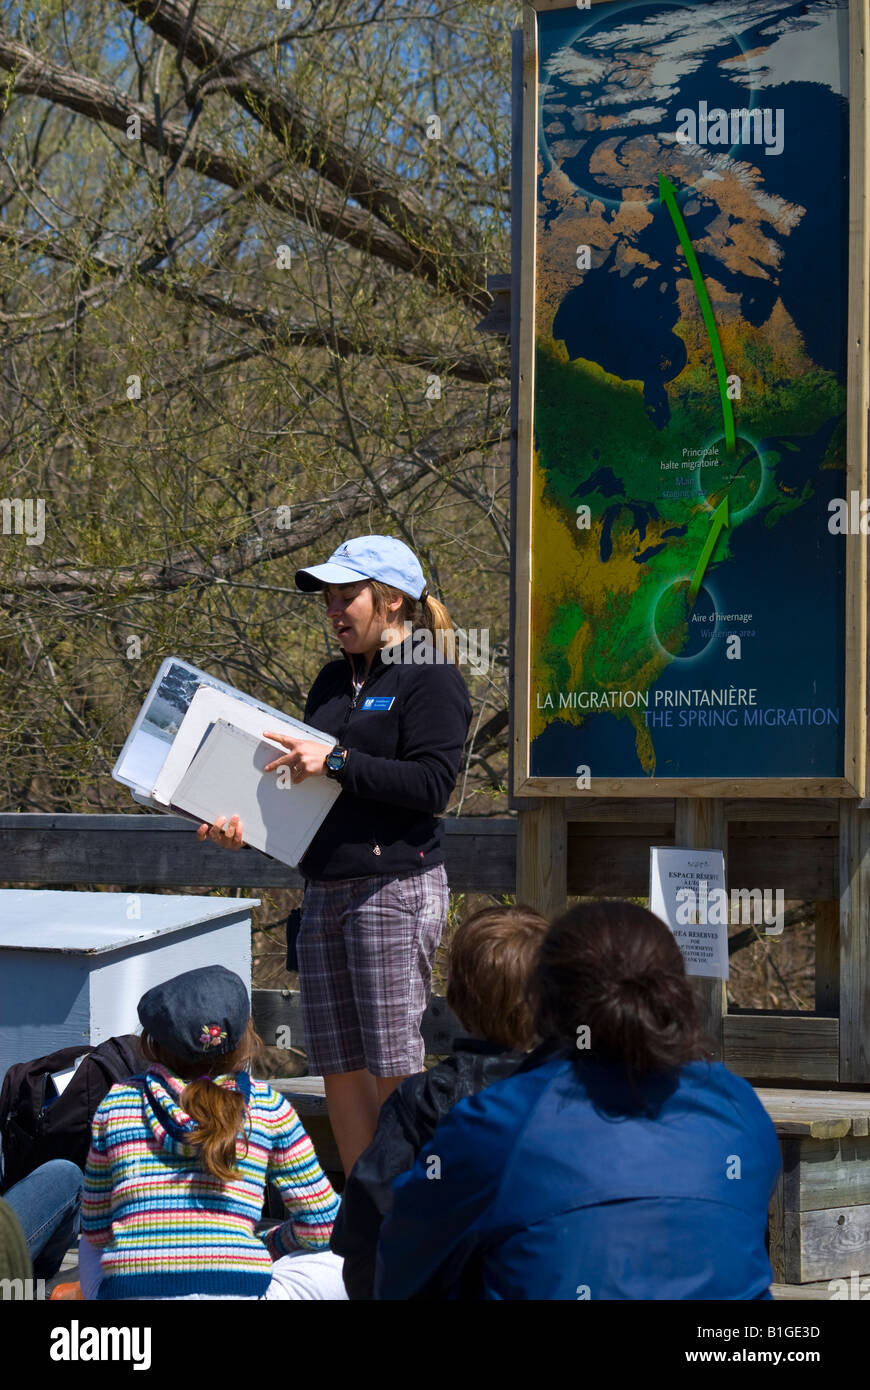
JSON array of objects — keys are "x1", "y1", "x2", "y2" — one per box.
[{"x1": 324, "y1": 745, "x2": 349, "y2": 780}]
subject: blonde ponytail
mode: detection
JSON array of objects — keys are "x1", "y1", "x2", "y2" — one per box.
[
  {"x1": 369, "y1": 579, "x2": 457, "y2": 660},
  {"x1": 418, "y1": 587, "x2": 454, "y2": 641}
]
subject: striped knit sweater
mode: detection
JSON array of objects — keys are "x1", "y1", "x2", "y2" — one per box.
[{"x1": 82, "y1": 1065, "x2": 339, "y2": 1300}]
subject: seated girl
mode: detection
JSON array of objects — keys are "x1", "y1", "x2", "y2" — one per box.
[{"x1": 80, "y1": 964, "x2": 344, "y2": 1300}]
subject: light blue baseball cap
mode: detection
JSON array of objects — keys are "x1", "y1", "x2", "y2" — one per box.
[{"x1": 295, "y1": 534, "x2": 427, "y2": 599}]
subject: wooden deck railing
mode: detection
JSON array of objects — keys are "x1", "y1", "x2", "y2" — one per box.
[
  {"x1": 0, "y1": 809, "x2": 843, "y2": 1081},
  {"x1": 0, "y1": 813, "x2": 515, "y2": 891}
]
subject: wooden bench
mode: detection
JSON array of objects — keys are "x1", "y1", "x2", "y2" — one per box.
[{"x1": 761, "y1": 1088, "x2": 870, "y2": 1289}]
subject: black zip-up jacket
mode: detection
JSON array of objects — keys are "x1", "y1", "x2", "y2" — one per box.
[
  {"x1": 330, "y1": 1038, "x2": 525, "y2": 1299},
  {"x1": 298, "y1": 635, "x2": 473, "y2": 881}
]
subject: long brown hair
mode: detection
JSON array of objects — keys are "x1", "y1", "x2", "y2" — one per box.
[
  {"x1": 141, "y1": 1019, "x2": 263, "y2": 1181},
  {"x1": 447, "y1": 904, "x2": 549, "y2": 1049},
  {"x1": 533, "y1": 900, "x2": 710, "y2": 1076}
]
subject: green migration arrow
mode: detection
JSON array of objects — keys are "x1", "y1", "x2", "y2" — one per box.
[
  {"x1": 658, "y1": 173, "x2": 736, "y2": 457},
  {"x1": 688, "y1": 496, "x2": 730, "y2": 604}
]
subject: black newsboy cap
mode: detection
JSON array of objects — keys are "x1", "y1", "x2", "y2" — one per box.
[{"x1": 138, "y1": 965, "x2": 250, "y2": 1061}]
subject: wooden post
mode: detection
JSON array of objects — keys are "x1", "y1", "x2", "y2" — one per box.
[
  {"x1": 767, "y1": 1164, "x2": 787, "y2": 1287},
  {"x1": 674, "y1": 799, "x2": 727, "y2": 1059},
  {"x1": 814, "y1": 901, "x2": 840, "y2": 1017},
  {"x1": 839, "y1": 802, "x2": 870, "y2": 1082},
  {"x1": 516, "y1": 799, "x2": 567, "y2": 920}
]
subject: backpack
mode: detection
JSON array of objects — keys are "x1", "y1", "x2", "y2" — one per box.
[{"x1": 0, "y1": 1035, "x2": 145, "y2": 1192}]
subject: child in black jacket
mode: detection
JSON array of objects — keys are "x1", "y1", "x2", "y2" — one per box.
[{"x1": 330, "y1": 904, "x2": 548, "y2": 1299}]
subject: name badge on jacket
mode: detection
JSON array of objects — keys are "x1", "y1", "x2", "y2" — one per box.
[{"x1": 360, "y1": 696, "x2": 395, "y2": 711}]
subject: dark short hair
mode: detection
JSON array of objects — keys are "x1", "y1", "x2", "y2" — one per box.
[
  {"x1": 534, "y1": 900, "x2": 710, "y2": 1075},
  {"x1": 447, "y1": 904, "x2": 549, "y2": 1050}
]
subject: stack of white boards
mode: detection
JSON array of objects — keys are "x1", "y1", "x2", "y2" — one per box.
[{"x1": 112, "y1": 658, "x2": 340, "y2": 867}]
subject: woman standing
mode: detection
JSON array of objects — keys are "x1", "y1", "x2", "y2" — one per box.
[{"x1": 198, "y1": 536, "x2": 472, "y2": 1174}]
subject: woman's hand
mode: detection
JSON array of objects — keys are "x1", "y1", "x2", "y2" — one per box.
[
  {"x1": 262, "y1": 732, "x2": 328, "y2": 784},
  {"x1": 196, "y1": 814, "x2": 244, "y2": 850}
]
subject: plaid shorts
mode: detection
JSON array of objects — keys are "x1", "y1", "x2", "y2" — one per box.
[{"x1": 296, "y1": 864, "x2": 449, "y2": 1077}]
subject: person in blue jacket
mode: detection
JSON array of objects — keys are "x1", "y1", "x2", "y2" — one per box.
[{"x1": 375, "y1": 899, "x2": 782, "y2": 1300}]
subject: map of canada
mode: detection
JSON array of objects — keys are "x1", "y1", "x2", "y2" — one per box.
[{"x1": 530, "y1": 0, "x2": 847, "y2": 780}]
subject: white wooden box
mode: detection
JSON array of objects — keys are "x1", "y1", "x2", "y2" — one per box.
[{"x1": 0, "y1": 890, "x2": 259, "y2": 1083}]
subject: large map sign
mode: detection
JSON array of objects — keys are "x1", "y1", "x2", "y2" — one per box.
[{"x1": 514, "y1": 0, "x2": 868, "y2": 796}]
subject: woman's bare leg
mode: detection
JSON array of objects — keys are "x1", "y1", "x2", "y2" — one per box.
[
  {"x1": 323, "y1": 1070, "x2": 380, "y2": 1175},
  {"x1": 374, "y1": 1075, "x2": 409, "y2": 1106}
]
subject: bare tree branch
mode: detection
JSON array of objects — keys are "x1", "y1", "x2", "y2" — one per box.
[
  {"x1": 0, "y1": 35, "x2": 454, "y2": 290},
  {"x1": 0, "y1": 223, "x2": 507, "y2": 384},
  {"x1": 121, "y1": 0, "x2": 490, "y2": 312},
  {"x1": 1, "y1": 408, "x2": 507, "y2": 595}
]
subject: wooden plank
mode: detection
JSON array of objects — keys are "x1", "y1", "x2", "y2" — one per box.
[
  {"x1": 848, "y1": 0, "x2": 870, "y2": 800},
  {"x1": 563, "y1": 827, "x2": 836, "y2": 898},
  {"x1": 729, "y1": 838, "x2": 836, "y2": 900},
  {"x1": 815, "y1": 901, "x2": 840, "y2": 1017},
  {"x1": 506, "y1": 22, "x2": 523, "y2": 811},
  {"x1": 510, "y1": 3, "x2": 538, "y2": 797},
  {"x1": 843, "y1": 0, "x2": 870, "y2": 1007},
  {"x1": 271, "y1": 1075, "x2": 328, "y2": 1116},
  {"x1": 774, "y1": 1120, "x2": 851, "y2": 1139},
  {"x1": 768, "y1": 1162, "x2": 787, "y2": 1285},
  {"x1": 674, "y1": 800, "x2": 726, "y2": 1058},
  {"x1": 783, "y1": 1136, "x2": 870, "y2": 1213},
  {"x1": 840, "y1": 802, "x2": 870, "y2": 1082},
  {"x1": 253, "y1": 989, "x2": 306, "y2": 1052},
  {"x1": 725, "y1": 801, "x2": 842, "y2": 823},
  {"x1": 438, "y1": 820, "x2": 517, "y2": 893},
  {"x1": 771, "y1": 1282, "x2": 834, "y2": 1301},
  {"x1": 783, "y1": 1208, "x2": 805, "y2": 1286},
  {"x1": 517, "y1": 776, "x2": 857, "y2": 799},
  {"x1": 568, "y1": 822, "x2": 673, "y2": 839},
  {"x1": 565, "y1": 800, "x2": 675, "y2": 823},
  {"x1": 731, "y1": 821, "x2": 838, "y2": 838},
  {"x1": 0, "y1": 815, "x2": 303, "y2": 888},
  {"x1": 725, "y1": 1016, "x2": 839, "y2": 1083},
  {"x1": 566, "y1": 829, "x2": 670, "y2": 897},
  {"x1": 758, "y1": 1087, "x2": 870, "y2": 1115},
  {"x1": 785, "y1": 1204, "x2": 870, "y2": 1284},
  {"x1": 0, "y1": 814, "x2": 839, "y2": 902},
  {"x1": 569, "y1": 818, "x2": 835, "y2": 843},
  {"x1": 565, "y1": 800, "x2": 840, "y2": 824},
  {"x1": 757, "y1": 1085, "x2": 870, "y2": 1131},
  {"x1": 516, "y1": 799, "x2": 567, "y2": 919},
  {"x1": 0, "y1": 814, "x2": 515, "y2": 894}
]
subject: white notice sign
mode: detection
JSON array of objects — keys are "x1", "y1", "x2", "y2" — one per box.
[{"x1": 649, "y1": 846, "x2": 729, "y2": 980}]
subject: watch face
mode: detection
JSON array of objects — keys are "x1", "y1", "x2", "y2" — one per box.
[{"x1": 326, "y1": 749, "x2": 344, "y2": 770}]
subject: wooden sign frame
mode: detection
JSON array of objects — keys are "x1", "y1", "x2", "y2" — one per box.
[{"x1": 513, "y1": 0, "x2": 870, "y2": 799}]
